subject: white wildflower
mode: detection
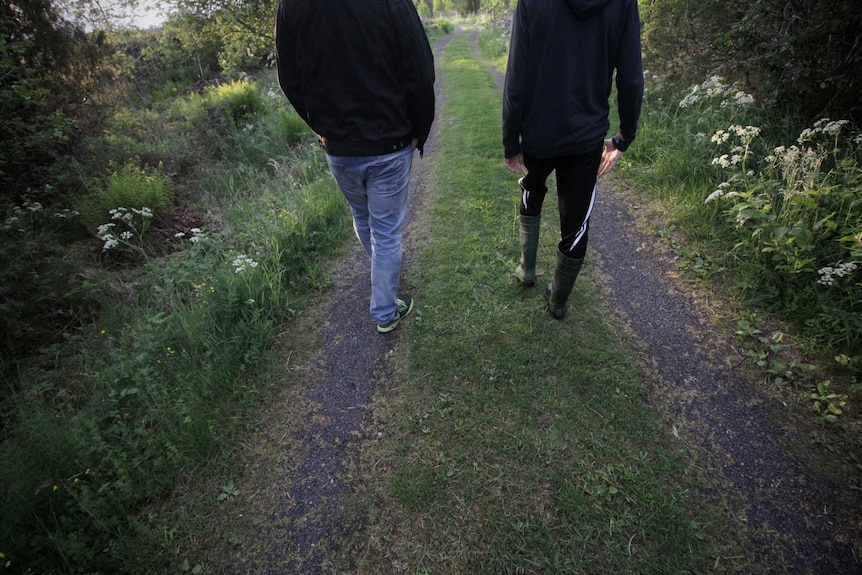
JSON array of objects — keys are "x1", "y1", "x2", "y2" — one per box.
[
  {"x1": 711, "y1": 130, "x2": 730, "y2": 144},
  {"x1": 733, "y1": 91, "x2": 754, "y2": 106},
  {"x1": 3, "y1": 215, "x2": 19, "y2": 231},
  {"x1": 712, "y1": 155, "x2": 731, "y2": 168},
  {"x1": 705, "y1": 189, "x2": 725, "y2": 203},
  {"x1": 729, "y1": 125, "x2": 760, "y2": 139},
  {"x1": 818, "y1": 262, "x2": 858, "y2": 286},
  {"x1": 232, "y1": 254, "x2": 259, "y2": 273}
]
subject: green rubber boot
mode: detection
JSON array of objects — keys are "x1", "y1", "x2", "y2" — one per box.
[
  {"x1": 514, "y1": 215, "x2": 541, "y2": 287},
  {"x1": 545, "y1": 248, "x2": 584, "y2": 319}
]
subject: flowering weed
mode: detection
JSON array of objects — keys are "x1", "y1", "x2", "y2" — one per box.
[{"x1": 627, "y1": 75, "x2": 862, "y2": 371}]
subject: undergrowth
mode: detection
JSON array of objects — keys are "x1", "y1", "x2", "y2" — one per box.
[{"x1": 0, "y1": 70, "x2": 348, "y2": 574}]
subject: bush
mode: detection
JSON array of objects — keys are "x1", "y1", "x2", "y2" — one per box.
[
  {"x1": 77, "y1": 162, "x2": 173, "y2": 236},
  {"x1": 641, "y1": 0, "x2": 862, "y2": 123},
  {"x1": 273, "y1": 108, "x2": 312, "y2": 147},
  {"x1": 628, "y1": 73, "x2": 862, "y2": 369},
  {"x1": 0, "y1": 198, "x2": 96, "y2": 378},
  {"x1": 178, "y1": 79, "x2": 265, "y2": 127},
  {"x1": 706, "y1": 118, "x2": 862, "y2": 356},
  {"x1": 0, "y1": 1, "x2": 110, "y2": 197}
]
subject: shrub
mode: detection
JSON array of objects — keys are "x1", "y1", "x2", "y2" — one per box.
[
  {"x1": 641, "y1": 0, "x2": 862, "y2": 123},
  {"x1": 629, "y1": 72, "x2": 862, "y2": 368},
  {"x1": 706, "y1": 118, "x2": 862, "y2": 356},
  {"x1": 178, "y1": 79, "x2": 265, "y2": 127},
  {"x1": 77, "y1": 162, "x2": 173, "y2": 243},
  {"x1": 0, "y1": 197, "x2": 97, "y2": 377},
  {"x1": 273, "y1": 108, "x2": 312, "y2": 147}
]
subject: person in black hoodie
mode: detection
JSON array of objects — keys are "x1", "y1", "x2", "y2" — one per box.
[
  {"x1": 503, "y1": 0, "x2": 644, "y2": 319},
  {"x1": 276, "y1": 0, "x2": 435, "y2": 333}
]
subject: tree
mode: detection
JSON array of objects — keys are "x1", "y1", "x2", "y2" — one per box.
[
  {"x1": 157, "y1": 0, "x2": 277, "y2": 74},
  {"x1": 1, "y1": 0, "x2": 108, "y2": 198}
]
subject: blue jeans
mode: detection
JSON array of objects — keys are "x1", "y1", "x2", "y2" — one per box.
[{"x1": 326, "y1": 146, "x2": 413, "y2": 325}]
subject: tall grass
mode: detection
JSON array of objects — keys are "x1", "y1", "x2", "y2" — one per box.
[
  {"x1": 0, "y1": 72, "x2": 349, "y2": 574},
  {"x1": 627, "y1": 75, "x2": 862, "y2": 374}
]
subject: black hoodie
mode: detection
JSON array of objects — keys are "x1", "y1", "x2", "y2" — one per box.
[
  {"x1": 502, "y1": 0, "x2": 644, "y2": 158},
  {"x1": 276, "y1": 0, "x2": 435, "y2": 157}
]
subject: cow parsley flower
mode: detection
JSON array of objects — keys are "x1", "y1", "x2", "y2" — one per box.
[
  {"x1": 818, "y1": 262, "x2": 858, "y2": 286},
  {"x1": 232, "y1": 254, "x2": 259, "y2": 273}
]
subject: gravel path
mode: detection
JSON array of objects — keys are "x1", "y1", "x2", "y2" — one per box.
[
  {"x1": 211, "y1": 32, "x2": 453, "y2": 575},
  {"x1": 590, "y1": 194, "x2": 859, "y2": 574},
  {"x1": 477, "y1": 28, "x2": 859, "y2": 575},
  {"x1": 216, "y1": 29, "x2": 860, "y2": 575}
]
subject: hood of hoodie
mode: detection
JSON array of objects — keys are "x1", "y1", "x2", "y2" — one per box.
[{"x1": 564, "y1": 0, "x2": 613, "y2": 18}]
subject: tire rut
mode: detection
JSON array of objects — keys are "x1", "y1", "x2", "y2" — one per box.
[
  {"x1": 474, "y1": 27, "x2": 859, "y2": 575},
  {"x1": 209, "y1": 32, "x2": 454, "y2": 575}
]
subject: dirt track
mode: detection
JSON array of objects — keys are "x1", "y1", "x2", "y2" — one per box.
[{"x1": 211, "y1": 29, "x2": 860, "y2": 575}]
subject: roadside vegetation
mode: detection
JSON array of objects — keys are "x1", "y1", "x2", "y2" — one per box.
[
  {"x1": 1, "y1": 0, "x2": 860, "y2": 572},
  {"x1": 1, "y1": 11, "x2": 355, "y2": 575}
]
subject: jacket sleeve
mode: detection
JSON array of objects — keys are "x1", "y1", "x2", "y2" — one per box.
[
  {"x1": 393, "y1": 0, "x2": 436, "y2": 154},
  {"x1": 613, "y1": 0, "x2": 644, "y2": 151},
  {"x1": 275, "y1": 0, "x2": 309, "y2": 124},
  {"x1": 502, "y1": 0, "x2": 528, "y2": 159}
]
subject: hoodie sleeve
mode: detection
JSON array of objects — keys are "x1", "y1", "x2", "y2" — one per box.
[
  {"x1": 612, "y1": 0, "x2": 644, "y2": 151},
  {"x1": 392, "y1": 0, "x2": 436, "y2": 154},
  {"x1": 502, "y1": 0, "x2": 529, "y2": 159},
  {"x1": 275, "y1": 0, "x2": 309, "y2": 124}
]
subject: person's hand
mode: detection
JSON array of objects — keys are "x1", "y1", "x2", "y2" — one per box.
[
  {"x1": 599, "y1": 139, "x2": 623, "y2": 177},
  {"x1": 505, "y1": 154, "x2": 523, "y2": 174}
]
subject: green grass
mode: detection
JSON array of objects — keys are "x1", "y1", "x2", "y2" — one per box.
[
  {"x1": 0, "y1": 67, "x2": 350, "y2": 574},
  {"x1": 330, "y1": 32, "x2": 743, "y2": 575}
]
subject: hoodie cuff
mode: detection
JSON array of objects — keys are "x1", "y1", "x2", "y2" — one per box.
[{"x1": 611, "y1": 135, "x2": 631, "y2": 153}]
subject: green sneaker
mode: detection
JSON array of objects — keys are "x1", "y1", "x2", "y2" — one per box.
[{"x1": 377, "y1": 295, "x2": 414, "y2": 333}]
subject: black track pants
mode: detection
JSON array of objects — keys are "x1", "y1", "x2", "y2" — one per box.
[{"x1": 519, "y1": 146, "x2": 603, "y2": 260}]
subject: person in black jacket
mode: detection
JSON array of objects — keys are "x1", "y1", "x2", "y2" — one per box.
[
  {"x1": 503, "y1": 0, "x2": 644, "y2": 319},
  {"x1": 276, "y1": 0, "x2": 435, "y2": 333}
]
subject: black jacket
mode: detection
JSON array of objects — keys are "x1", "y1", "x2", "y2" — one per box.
[
  {"x1": 502, "y1": 0, "x2": 644, "y2": 158},
  {"x1": 276, "y1": 0, "x2": 435, "y2": 157}
]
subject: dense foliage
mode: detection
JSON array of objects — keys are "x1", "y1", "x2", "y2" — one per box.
[
  {"x1": 0, "y1": 0, "x2": 109, "y2": 198},
  {"x1": 640, "y1": 0, "x2": 862, "y2": 124}
]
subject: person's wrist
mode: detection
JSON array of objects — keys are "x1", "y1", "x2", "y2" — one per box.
[{"x1": 611, "y1": 136, "x2": 628, "y2": 152}]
